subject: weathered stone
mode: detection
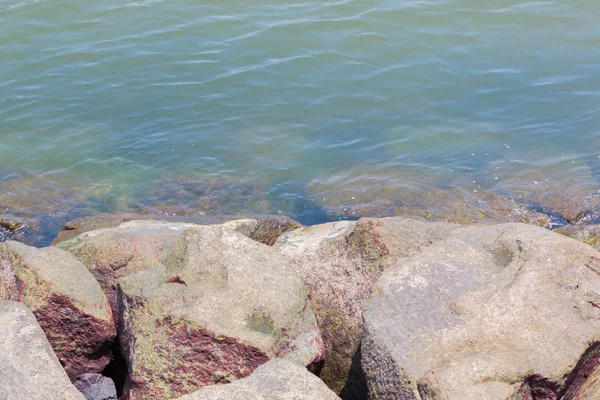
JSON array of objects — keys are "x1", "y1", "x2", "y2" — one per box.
[
  {"x1": 222, "y1": 216, "x2": 301, "y2": 246},
  {"x1": 73, "y1": 373, "x2": 118, "y2": 400},
  {"x1": 0, "y1": 241, "x2": 115, "y2": 377},
  {"x1": 362, "y1": 223, "x2": 600, "y2": 400},
  {"x1": 274, "y1": 217, "x2": 460, "y2": 396},
  {"x1": 0, "y1": 300, "x2": 85, "y2": 400},
  {"x1": 173, "y1": 358, "x2": 340, "y2": 400},
  {"x1": 555, "y1": 224, "x2": 600, "y2": 250},
  {"x1": 82, "y1": 221, "x2": 322, "y2": 400},
  {"x1": 56, "y1": 217, "x2": 300, "y2": 324},
  {"x1": 52, "y1": 212, "x2": 300, "y2": 246}
]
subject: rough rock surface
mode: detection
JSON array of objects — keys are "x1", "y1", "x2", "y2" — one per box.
[
  {"x1": 73, "y1": 373, "x2": 118, "y2": 400},
  {"x1": 174, "y1": 359, "x2": 340, "y2": 400},
  {"x1": 362, "y1": 223, "x2": 600, "y2": 400},
  {"x1": 0, "y1": 300, "x2": 85, "y2": 400},
  {"x1": 275, "y1": 217, "x2": 460, "y2": 396},
  {"x1": 51, "y1": 212, "x2": 300, "y2": 246},
  {"x1": 94, "y1": 221, "x2": 323, "y2": 400},
  {"x1": 0, "y1": 241, "x2": 115, "y2": 377},
  {"x1": 56, "y1": 217, "x2": 300, "y2": 324}
]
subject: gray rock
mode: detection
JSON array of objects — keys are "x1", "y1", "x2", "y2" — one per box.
[
  {"x1": 0, "y1": 241, "x2": 116, "y2": 378},
  {"x1": 173, "y1": 359, "x2": 340, "y2": 400},
  {"x1": 0, "y1": 300, "x2": 84, "y2": 400},
  {"x1": 77, "y1": 221, "x2": 323, "y2": 400},
  {"x1": 362, "y1": 223, "x2": 600, "y2": 400},
  {"x1": 73, "y1": 374, "x2": 118, "y2": 400},
  {"x1": 274, "y1": 217, "x2": 459, "y2": 395}
]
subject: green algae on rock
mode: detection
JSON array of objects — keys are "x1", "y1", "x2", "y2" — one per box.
[
  {"x1": 0, "y1": 241, "x2": 116, "y2": 378},
  {"x1": 173, "y1": 358, "x2": 340, "y2": 400}
]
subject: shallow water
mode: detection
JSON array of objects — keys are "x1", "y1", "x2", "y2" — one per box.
[{"x1": 1, "y1": 0, "x2": 600, "y2": 244}]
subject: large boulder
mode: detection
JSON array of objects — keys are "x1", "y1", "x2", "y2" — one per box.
[
  {"x1": 362, "y1": 223, "x2": 600, "y2": 400},
  {"x1": 56, "y1": 220, "x2": 211, "y2": 323},
  {"x1": 73, "y1": 373, "x2": 118, "y2": 400},
  {"x1": 0, "y1": 241, "x2": 115, "y2": 377},
  {"x1": 274, "y1": 217, "x2": 459, "y2": 396},
  {"x1": 173, "y1": 358, "x2": 340, "y2": 400},
  {"x1": 0, "y1": 300, "x2": 85, "y2": 400},
  {"x1": 81, "y1": 221, "x2": 323, "y2": 400},
  {"x1": 56, "y1": 217, "x2": 300, "y2": 323}
]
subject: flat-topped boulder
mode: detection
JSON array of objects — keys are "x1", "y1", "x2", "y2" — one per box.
[
  {"x1": 51, "y1": 212, "x2": 300, "y2": 246},
  {"x1": 362, "y1": 222, "x2": 600, "y2": 400},
  {"x1": 0, "y1": 300, "x2": 85, "y2": 400},
  {"x1": 173, "y1": 359, "x2": 340, "y2": 400},
  {"x1": 79, "y1": 221, "x2": 323, "y2": 400},
  {"x1": 274, "y1": 217, "x2": 460, "y2": 395},
  {"x1": 0, "y1": 241, "x2": 115, "y2": 377}
]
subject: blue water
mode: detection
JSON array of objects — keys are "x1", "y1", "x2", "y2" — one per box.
[{"x1": 1, "y1": 0, "x2": 600, "y2": 243}]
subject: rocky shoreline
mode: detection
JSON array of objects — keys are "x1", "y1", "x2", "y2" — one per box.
[{"x1": 1, "y1": 212, "x2": 600, "y2": 399}]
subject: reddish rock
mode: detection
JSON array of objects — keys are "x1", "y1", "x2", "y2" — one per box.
[
  {"x1": 0, "y1": 241, "x2": 115, "y2": 377},
  {"x1": 274, "y1": 217, "x2": 459, "y2": 395},
  {"x1": 64, "y1": 220, "x2": 323, "y2": 400}
]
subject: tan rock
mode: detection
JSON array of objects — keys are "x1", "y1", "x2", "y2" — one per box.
[
  {"x1": 362, "y1": 223, "x2": 600, "y2": 399},
  {"x1": 275, "y1": 217, "x2": 459, "y2": 395},
  {"x1": 0, "y1": 242, "x2": 115, "y2": 377}
]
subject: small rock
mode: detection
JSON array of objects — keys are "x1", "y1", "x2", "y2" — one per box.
[
  {"x1": 84, "y1": 221, "x2": 324, "y2": 400},
  {"x1": 73, "y1": 374, "x2": 118, "y2": 400}
]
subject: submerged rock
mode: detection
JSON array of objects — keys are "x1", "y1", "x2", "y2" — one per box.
[
  {"x1": 0, "y1": 174, "x2": 95, "y2": 247},
  {"x1": 362, "y1": 223, "x2": 600, "y2": 400},
  {"x1": 305, "y1": 166, "x2": 557, "y2": 228},
  {"x1": 488, "y1": 158, "x2": 600, "y2": 223},
  {"x1": 133, "y1": 175, "x2": 272, "y2": 216},
  {"x1": 0, "y1": 241, "x2": 116, "y2": 377},
  {"x1": 0, "y1": 300, "x2": 85, "y2": 400},
  {"x1": 275, "y1": 217, "x2": 460, "y2": 396},
  {"x1": 63, "y1": 220, "x2": 324, "y2": 400},
  {"x1": 73, "y1": 374, "x2": 118, "y2": 400},
  {"x1": 173, "y1": 358, "x2": 340, "y2": 400}
]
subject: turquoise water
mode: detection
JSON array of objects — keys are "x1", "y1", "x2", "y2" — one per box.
[{"x1": 1, "y1": 0, "x2": 600, "y2": 241}]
